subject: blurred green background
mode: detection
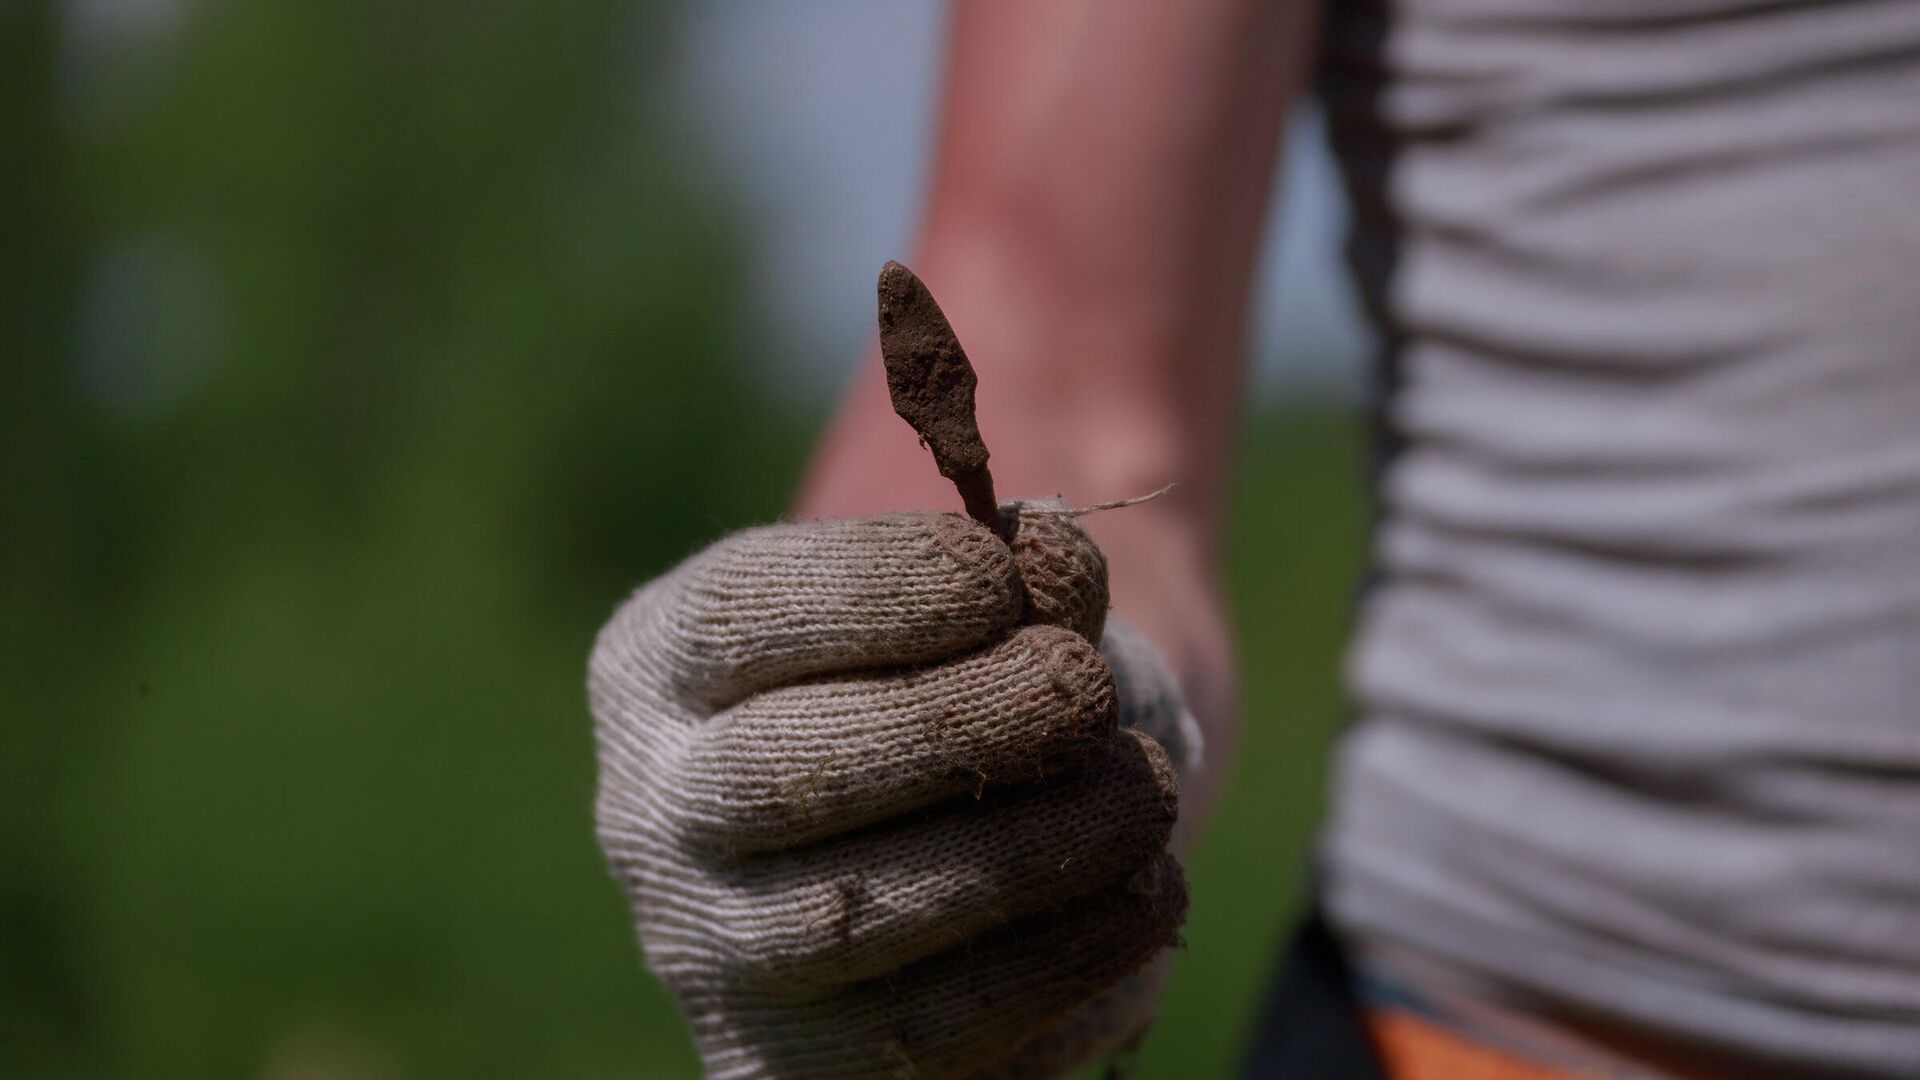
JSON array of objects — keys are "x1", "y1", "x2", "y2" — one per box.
[{"x1": 2, "y1": 1, "x2": 1364, "y2": 1075}]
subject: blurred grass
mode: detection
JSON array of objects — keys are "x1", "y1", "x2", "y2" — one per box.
[
  {"x1": 1138, "y1": 413, "x2": 1365, "y2": 1079},
  {"x1": 1, "y1": 0, "x2": 1368, "y2": 1075}
]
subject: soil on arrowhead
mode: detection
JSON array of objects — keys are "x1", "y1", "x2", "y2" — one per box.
[{"x1": 877, "y1": 260, "x2": 1004, "y2": 532}]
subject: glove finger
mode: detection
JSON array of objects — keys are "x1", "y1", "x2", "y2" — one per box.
[
  {"x1": 708, "y1": 730, "x2": 1179, "y2": 989},
  {"x1": 619, "y1": 512, "x2": 1023, "y2": 708},
  {"x1": 1101, "y1": 617, "x2": 1204, "y2": 778},
  {"x1": 669, "y1": 624, "x2": 1116, "y2": 853},
  {"x1": 864, "y1": 850, "x2": 1188, "y2": 1079},
  {"x1": 1005, "y1": 509, "x2": 1108, "y2": 641},
  {"x1": 698, "y1": 853, "x2": 1186, "y2": 1079},
  {"x1": 965, "y1": 954, "x2": 1174, "y2": 1080}
]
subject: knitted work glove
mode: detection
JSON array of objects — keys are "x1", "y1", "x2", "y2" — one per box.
[
  {"x1": 973, "y1": 617, "x2": 1204, "y2": 1079},
  {"x1": 589, "y1": 510, "x2": 1191, "y2": 1078}
]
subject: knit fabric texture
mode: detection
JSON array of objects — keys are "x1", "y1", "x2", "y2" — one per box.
[{"x1": 589, "y1": 510, "x2": 1193, "y2": 1078}]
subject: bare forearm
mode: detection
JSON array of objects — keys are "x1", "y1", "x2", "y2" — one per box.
[{"x1": 796, "y1": 0, "x2": 1318, "y2": 830}]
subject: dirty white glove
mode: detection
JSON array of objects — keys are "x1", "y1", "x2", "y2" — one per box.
[
  {"x1": 974, "y1": 615, "x2": 1203, "y2": 1080},
  {"x1": 589, "y1": 509, "x2": 1194, "y2": 1078}
]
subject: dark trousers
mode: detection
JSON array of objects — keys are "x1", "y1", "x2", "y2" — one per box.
[{"x1": 1240, "y1": 912, "x2": 1390, "y2": 1079}]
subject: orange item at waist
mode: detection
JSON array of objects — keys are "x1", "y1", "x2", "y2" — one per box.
[{"x1": 1366, "y1": 1006, "x2": 1598, "y2": 1080}]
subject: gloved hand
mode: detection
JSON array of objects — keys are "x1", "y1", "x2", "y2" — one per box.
[{"x1": 589, "y1": 508, "x2": 1196, "y2": 1078}]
